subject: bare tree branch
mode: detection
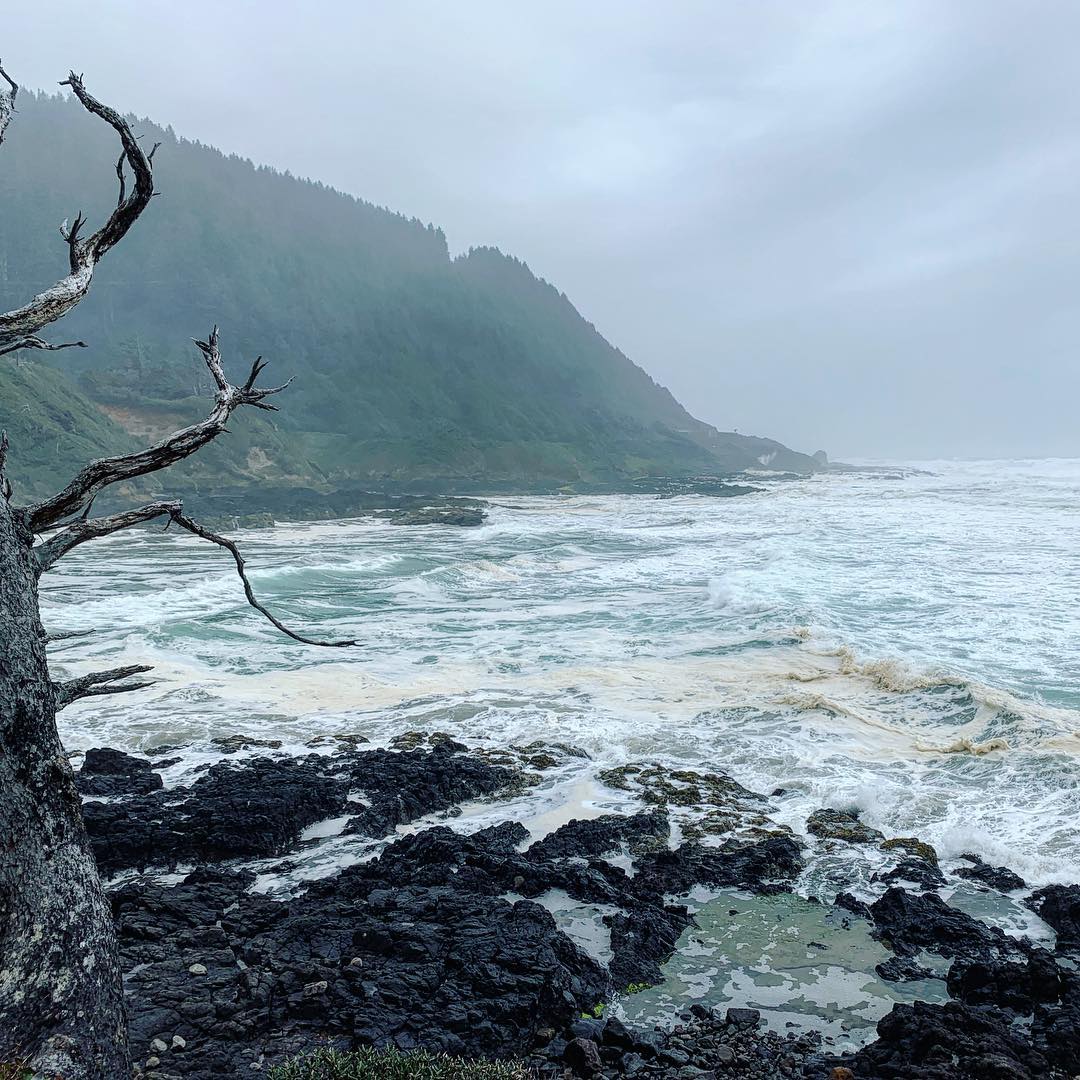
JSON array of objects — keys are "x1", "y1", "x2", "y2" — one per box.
[
  {"x1": 59, "y1": 73, "x2": 156, "y2": 264},
  {"x1": 53, "y1": 665, "x2": 155, "y2": 711},
  {"x1": 36, "y1": 500, "x2": 356, "y2": 647},
  {"x1": 35, "y1": 501, "x2": 180, "y2": 571},
  {"x1": 0, "y1": 73, "x2": 155, "y2": 354},
  {"x1": 44, "y1": 629, "x2": 96, "y2": 644},
  {"x1": 0, "y1": 335, "x2": 88, "y2": 358},
  {"x1": 165, "y1": 507, "x2": 355, "y2": 646},
  {"x1": 25, "y1": 328, "x2": 291, "y2": 530},
  {"x1": 0, "y1": 59, "x2": 17, "y2": 147},
  {"x1": 0, "y1": 430, "x2": 10, "y2": 503}
]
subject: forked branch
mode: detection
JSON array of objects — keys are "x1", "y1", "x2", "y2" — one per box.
[
  {"x1": 26, "y1": 328, "x2": 291, "y2": 530},
  {"x1": 0, "y1": 335, "x2": 88, "y2": 358},
  {"x1": 0, "y1": 430, "x2": 11, "y2": 502},
  {"x1": 36, "y1": 501, "x2": 355, "y2": 648},
  {"x1": 0, "y1": 72, "x2": 156, "y2": 354},
  {"x1": 54, "y1": 665, "x2": 155, "y2": 711},
  {"x1": 0, "y1": 59, "x2": 17, "y2": 147},
  {"x1": 166, "y1": 507, "x2": 354, "y2": 646},
  {"x1": 45, "y1": 629, "x2": 96, "y2": 644}
]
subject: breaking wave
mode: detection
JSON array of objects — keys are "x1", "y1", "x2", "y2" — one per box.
[{"x1": 42, "y1": 458, "x2": 1080, "y2": 887}]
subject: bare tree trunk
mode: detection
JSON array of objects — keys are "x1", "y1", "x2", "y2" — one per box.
[
  {"x1": 0, "y1": 498, "x2": 129, "y2": 1078},
  {"x1": 0, "y1": 64, "x2": 352, "y2": 1075}
]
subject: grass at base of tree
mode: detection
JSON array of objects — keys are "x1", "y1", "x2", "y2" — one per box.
[{"x1": 267, "y1": 1047, "x2": 534, "y2": 1080}]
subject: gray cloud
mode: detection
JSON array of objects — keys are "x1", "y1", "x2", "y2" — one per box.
[{"x1": 6, "y1": 0, "x2": 1078, "y2": 458}]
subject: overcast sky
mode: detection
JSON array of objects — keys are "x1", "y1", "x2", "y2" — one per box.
[{"x1": 6, "y1": 1, "x2": 1079, "y2": 459}]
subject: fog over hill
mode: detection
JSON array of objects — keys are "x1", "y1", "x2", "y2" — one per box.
[
  {"x1": 0, "y1": 90, "x2": 816, "y2": 500},
  {"x1": 6, "y1": 2, "x2": 1079, "y2": 460}
]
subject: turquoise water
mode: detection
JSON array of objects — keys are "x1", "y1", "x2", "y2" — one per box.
[{"x1": 43, "y1": 459, "x2": 1080, "y2": 894}]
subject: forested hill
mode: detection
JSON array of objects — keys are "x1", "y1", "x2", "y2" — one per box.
[{"x1": 0, "y1": 90, "x2": 817, "y2": 500}]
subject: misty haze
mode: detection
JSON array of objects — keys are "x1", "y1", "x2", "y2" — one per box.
[{"x1": 0, "y1": 5, "x2": 1078, "y2": 1080}]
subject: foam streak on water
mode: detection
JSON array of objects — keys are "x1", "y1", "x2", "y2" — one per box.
[{"x1": 41, "y1": 459, "x2": 1080, "y2": 887}]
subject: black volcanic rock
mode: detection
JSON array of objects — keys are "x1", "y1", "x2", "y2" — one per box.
[
  {"x1": 875, "y1": 955, "x2": 938, "y2": 983},
  {"x1": 806, "y1": 807, "x2": 884, "y2": 844},
  {"x1": 947, "y1": 950, "x2": 1062, "y2": 1012},
  {"x1": 384, "y1": 506, "x2": 486, "y2": 527},
  {"x1": 835, "y1": 1000, "x2": 1053, "y2": 1079},
  {"x1": 525, "y1": 809, "x2": 670, "y2": 861},
  {"x1": 116, "y1": 868, "x2": 610, "y2": 1076},
  {"x1": 869, "y1": 887, "x2": 1023, "y2": 961},
  {"x1": 76, "y1": 747, "x2": 163, "y2": 797},
  {"x1": 874, "y1": 857, "x2": 948, "y2": 890},
  {"x1": 955, "y1": 854, "x2": 1027, "y2": 893},
  {"x1": 79, "y1": 741, "x2": 1080, "y2": 1080},
  {"x1": 632, "y1": 836, "x2": 804, "y2": 896},
  {"x1": 83, "y1": 745, "x2": 515, "y2": 873},
  {"x1": 1028, "y1": 885, "x2": 1080, "y2": 954}
]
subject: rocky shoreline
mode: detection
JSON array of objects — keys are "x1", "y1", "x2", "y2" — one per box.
[
  {"x1": 110, "y1": 476, "x2": 781, "y2": 532},
  {"x1": 74, "y1": 740, "x2": 1079, "y2": 1079}
]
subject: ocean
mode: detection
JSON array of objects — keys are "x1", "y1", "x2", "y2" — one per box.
[{"x1": 43, "y1": 458, "x2": 1080, "y2": 1041}]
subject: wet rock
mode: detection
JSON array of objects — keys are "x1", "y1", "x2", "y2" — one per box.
[
  {"x1": 342, "y1": 743, "x2": 513, "y2": 837},
  {"x1": 211, "y1": 734, "x2": 283, "y2": 753},
  {"x1": 388, "y1": 730, "x2": 465, "y2": 751},
  {"x1": 84, "y1": 755, "x2": 348, "y2": 872},
  {"x1": 93, "y1": 738, "x2": 1079, "y2": 1080},
  {"x1": 564, "y1": 1036, "x2": 603, "y2": 1075},
  {"x1": 806, "y1": 808, "x2": 884, "y2": 845},
  {"x1": 869, "y1": 886, "x2": 1023, "y2": 961},
  {"x1": 875, "y1": 955, "x2": 937, "y2": 983},
  {"x1": 1032, "y1": 965, "x2": 1080, "y2": 1070},
  {"x1": 77, "y1": 748, "x2": 163, "y2": 797},
  {"x1": 955, "y1": 854, "x2": 1026, "y2": 893},
  {"x1": 832, "y1": 1000, "x2": 1053, "y2": 1079},
  {"x1": 144, "y1": 743, "x2": 188, "y2": 757},
  {"x1": 833, "y1": 892, "x2": 872, "y2": 920},
  {"x1": 873, "y1": 857, "x2": 947, "y2": 890},
  {"x1": 1027, "y1": 884, "x2": 1080, "y2": 953},
  {"x1": 605, "y1": 902, "x2": 693, "y2": 989},
  {"x1": 947, "y1": 950, "x2": 1062, "y2": 1012},
  {"x1": 726, "y1": 1007, "x2": 761, "y2": 1027},
  {"x1": 527, "y1": 810, "x2": 670, "y2": 861},
  {"x1": 598, "y1": 762, "x2": 766, "y2": 811},
  {"x1": 633, "y1": 836, "x2": 804, "y2": 897},
  {"x1": 304, "y1": 733, "x2": 370, "y2": 749},
  {"x1": 537, "y1": 1009, "x2": 823, "y2": 1079},
  {"x1": 386, "y1": 506, "x2": 486, "y2": 527},
  {"x1": 117, "y1": 864, "x2": 609, "y2": 1076},
  {"x1": 84, "y1": 744, "x2": 515, "y2": 872},
  {"x1": 880, "y1": 836, "x2": 939, "y2": 864}
]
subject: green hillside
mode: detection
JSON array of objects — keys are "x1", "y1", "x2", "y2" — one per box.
[{"x1": 0, "y1": 90, "x2": 816, "y2": 502}]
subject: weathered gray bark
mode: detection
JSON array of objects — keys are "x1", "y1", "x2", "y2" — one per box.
[
  {"x1": 0, "y1": 494, "x2": 129, "y2": 1078},
  {"x1": 0, "y1": 62, "x2": 134, "y2": 1080},
  {"x1": 0, "y1": 72, "x2": 157, "y2": 358}
]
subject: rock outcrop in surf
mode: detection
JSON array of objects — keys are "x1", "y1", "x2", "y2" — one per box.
[{"x1": 75, "y1": 742, "x2": 1079, "y2": 1079}]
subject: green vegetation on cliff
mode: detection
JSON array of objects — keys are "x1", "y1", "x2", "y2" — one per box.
[{"x1": 0, "y1": 91, "x2": 815, "y2": 501}]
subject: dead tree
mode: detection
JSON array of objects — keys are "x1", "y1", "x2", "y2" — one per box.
[{"x1": 0, "y1": 65, "x2": 353, "y2": 1078}]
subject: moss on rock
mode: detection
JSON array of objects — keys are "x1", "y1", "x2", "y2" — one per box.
[
  {"x1": 881, "y1": 836, "x2": 939, "y2": 865},
  {"x1": 806, "y1": 808, "x2": 885, "y2": 845}
]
